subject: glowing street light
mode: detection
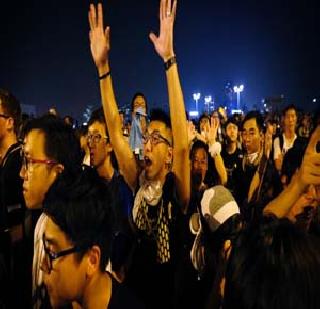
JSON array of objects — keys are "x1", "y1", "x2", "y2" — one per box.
[
  {"x1": 204, "y1": 95, "x2": 212, "y2": 113},
  {"x1": 233, "y1": 85, "x2": 244, "y2": 109},
  {"x1": 193, "y1": 92, "x2": 201, "y2": 113}
]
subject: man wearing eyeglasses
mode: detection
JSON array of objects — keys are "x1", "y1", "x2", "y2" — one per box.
[
  {"x1": 20, "y1": 115, "x2": 82, "y2": 308},
  {"x1": 41, "y1": 169, "x2": 143, "y2": 309},
  {"x1": 88, "y1": 1, "x2": 189, "y2": 307},
  {"x1": 86, "y1": 107, "x2": 135, "y2": 283},
  {"x1": 87, "y1": 108, "x2": 115, "y2": 180},
  {"x1": 0, "y1": 89, "x2": 27, "y2": 307},
  {"x1": 233, "y1": 111, "x2": 281, "y2": 223}
]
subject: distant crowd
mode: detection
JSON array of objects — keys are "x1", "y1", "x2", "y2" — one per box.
[{"x1": 1, "y1": 1, "x2": 320, "y2": 309}]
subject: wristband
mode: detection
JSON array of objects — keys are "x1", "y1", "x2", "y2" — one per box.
[
  {"x1": 164, "y1": 55, "x2": 177, "y2": 71},
  {"x1": 208, "y1": 141, "x2": 221, "y2": 157},
  {"x1": 99, "y1": 71, "x2": 111, "y2": 80}
]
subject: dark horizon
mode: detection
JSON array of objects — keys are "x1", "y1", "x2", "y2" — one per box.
[{"x1": 1, "y1": 0, "x2": 319, "y2": 121}]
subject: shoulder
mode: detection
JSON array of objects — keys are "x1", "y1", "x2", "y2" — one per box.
[{"x1": 109, "y1": 278, "x2": 145, "y2": 309}]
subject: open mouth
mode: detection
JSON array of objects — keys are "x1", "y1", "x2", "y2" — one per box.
[{"x1": 144, "y1": 156, "x2": 152, "y2": 167}]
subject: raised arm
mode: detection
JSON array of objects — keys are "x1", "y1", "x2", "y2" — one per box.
[
  {"x1": 149, "y1": 0, "x2": 190, "y2": 213},
  {"x1": 88, "y1": 3, "x2": 138, "y2": 191},
  {"x1": 264, "y1": 126, "x2": 320, "y2": 218},
  {"x1": 206, "y1": 116, "x2": 228, "y2": 185}
]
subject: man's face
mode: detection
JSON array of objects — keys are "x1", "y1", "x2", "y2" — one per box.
[
  {"x1": 226, "y1": 123, "x2": 238, "y2": 143},
  {"x1": 199, "y1": 117, "x2": 210, "y2": 133},
  {"x1": 87, "y1": 121, "x2": 111, "y2": 169},
  {"x1": 0, "y1": 104, "x2": 10, "y2": 141},
  {"x1": 42, "y1": 217, "x2": 86, "y2": 308},
  {"x1": 242, "y1": 118, "x2": 262, "y2": 154},
  {"x1": 283, "y1": 108, "x2": 297, "y2": 130},
  {"x1": 143, "y1": 120, "x2": 172, "y2": 182},
  {"x1": 20, "y1": 129, "x2": 59, "y2": 209},
  {"x1": 133, "y1": 95, "x2": 146, "y2": 115},
  {"x1": 191, "y1": 148, "x2": 208, "y2": 187}
]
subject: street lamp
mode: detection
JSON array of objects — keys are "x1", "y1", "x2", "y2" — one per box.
[
  {"x1": 204, "y1": 95, "x2": 212, "y2": 114},
  {"x1": 233, "y1": 85, "x2": 244, "y2": 110},
  {"x1": 193, "y1": 92, "x2": 201, "y2": 113}
]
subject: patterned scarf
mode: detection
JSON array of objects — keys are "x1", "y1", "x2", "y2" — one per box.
[{"x1": 133, "y1": 172, "x2": 172, "y2": 264}]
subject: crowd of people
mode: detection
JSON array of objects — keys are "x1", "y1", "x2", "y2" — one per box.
[{"x1": 1, "y1": 1, "x2": 320, "y2": 308}]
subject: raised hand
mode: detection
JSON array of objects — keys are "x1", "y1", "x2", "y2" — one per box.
[
  {"x1": 88, "y1": 3, "x2": 110, "y2": 68},
  {"x1": 264, "y1": 131, "x2": 273, "y2": 159},
  {"x1": 149, "y1": 0, "x2": 177, "y2": 61},
  {"x1": 206, "y1": 116, "x2": 220, "y2": 146},
  {"x1": 298, "y1": 125, "x2": 320, "y2": 187}
]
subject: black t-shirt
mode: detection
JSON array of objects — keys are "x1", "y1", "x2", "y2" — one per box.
[
  {"x1": 126, "y1": 172, "x2": 185, "y2": 309},
  {"x1": 0, "y1": 142, "x2": 24, "y2": 231},
  {"x1": 221, "y1": 146, "x2": 243, "y2": 193},
  {"x1": 108, "y1": 277, "x2": 145, "y2": 309},
  {"x1": 104, "y1": 171, "x2": 135, "y2": 272},
  {"x1": 233, "y1": 155, "x2": 281, "y2": 223}
]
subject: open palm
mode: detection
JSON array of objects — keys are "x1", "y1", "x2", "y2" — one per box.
[
  {"x1": 88, "y1": 3, "x2": 110, "y2": 68},
  {"x1": 149, "y1": 0, "x2": 177, "y2": 61}
]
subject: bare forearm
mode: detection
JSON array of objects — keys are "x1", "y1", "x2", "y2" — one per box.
[
  {"x1": 264, "y1": 176, "x2": 305, "y2": 218},
  {"x1": 166, "y1": 62, "x2": 190, "y2": 212},
  {"x1": 214, "y1": 155, "x2": 228, "y2": 185},
  {"x1": 98, "y1": 63, "x2": 138, "y2": 191}
]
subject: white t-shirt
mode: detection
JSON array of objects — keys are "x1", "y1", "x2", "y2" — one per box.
[
  {"x1": 32, "y1": 213, "x2": 48, "y2": 309},
  {"x1": 273, "y1": 134, "x2": 297, "y2": 160}
]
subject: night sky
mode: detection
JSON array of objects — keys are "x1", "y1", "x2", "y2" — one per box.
[{"x1": 1, "y1": 0, "x2": 319, "y2": 121}]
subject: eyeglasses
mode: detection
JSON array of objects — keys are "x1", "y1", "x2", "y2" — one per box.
[
  {"x1": 87, "y1": 133, "x2": 108, "y2": 144},
  {"x1": 0, "y1": 114, "x2": 9, "y2": 119},
  {"x1": 142, "y1": 131, "x2": 171, "y2": 147},
  {"x1": 41, "y1": 235, "x2": 85, "y2": 274},
  {"x1": 21, "y1": 150, "x2": 58, "y2": 172}
]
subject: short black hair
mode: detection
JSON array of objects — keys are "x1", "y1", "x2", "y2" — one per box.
[
  {"x1": 224, "y1": 217, "x2": 320, "y2": 309},
  {"x1": 282, "y1": 104, "x2": 297, "y2": 117},
  {"x1": 190, "y1": 139, "x2": 208, "y2": 160},
  {"x1": 43, "y1": 168, "x2": 115, "y2": 271},
  {"x1": 88, "y1": 107, "x2": 109, "y2": 135},
  {"x1": 0, "y1": 88, "x2": 21, "y2": 135},
  {"x1": 22, "y1": 115, "x2": 82, "y2": 182},
  {"x1": 131, "y1": 92, "x2": 148, "y2": 113},
  {"x1": 199, "y1": 113, "x2": 210, "y2": 124},
  {"x1": 225, "y1": 116, "x2": 239, "y2": 129},
  {"x1": 242, "y1": 111, "x2": 264, "y2": 133},
  {"x1": 149, "y1": 108, "x2": 171, "y2": 129}
]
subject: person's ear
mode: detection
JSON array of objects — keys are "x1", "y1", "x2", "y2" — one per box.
[
  {"x1": 6, "y1": 117, "x2": 14, "y2": 131},
  {"x1": 166, "y1": 146, "x2": 173, "y2": 167},
  {"x1": 53, "y1": 164, "x2": 64, "y2": 177},
  {"x1": 86, "y1": 245, "x2": 101, "y2": 277}
]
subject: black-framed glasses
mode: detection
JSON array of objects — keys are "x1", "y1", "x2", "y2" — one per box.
[
  {"x1": 0, "y1": 114, "x2": 9, "y2": 119},
  {"x1": 142, "y1": 131, "x2": 171, "y2": 147},
  {"x1": 20, "y1": 149, "x2": 58, "y2": 172},
  {"x1": 87, "y1": 133, "x2": 108, "y2": 144},
  {"x1": 41, "y1": 235, "x2": 85, "y2": 274}
]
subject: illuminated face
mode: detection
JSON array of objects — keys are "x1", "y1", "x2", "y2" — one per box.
[
  {"x1": 242, "y1": 118, "x2": 262, "y2": 154},
  {"x1": 226, "y1": 123, "x2": 238, "y2": 143},
  {"x1": 20, "y1": 129, "x2": 60, "y2": 209},
  {"x1": 143, "y1": 120, "x2": 172, "y2": 182},
  {"x1": 0, "y1": 103, "x2": 12, "y2": 141},
  {"x1": 283, "y1": 108, "x2": 297, "y2": 130},
  {"x1": 87, "y1": 121, "x2": 112, "y2": 170},
  {"x1": 42, "y1": 217, "x2": 87, "y2": 308},
  {"x1": 191, "y1": 147, "x2": 208, "y2": 187},
  {"x1": 199, "y1": 117, "x2": 210, "y2": 133},
  {"x1": 132, "y1": 95, "x2": 147, "y2": 115}
]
